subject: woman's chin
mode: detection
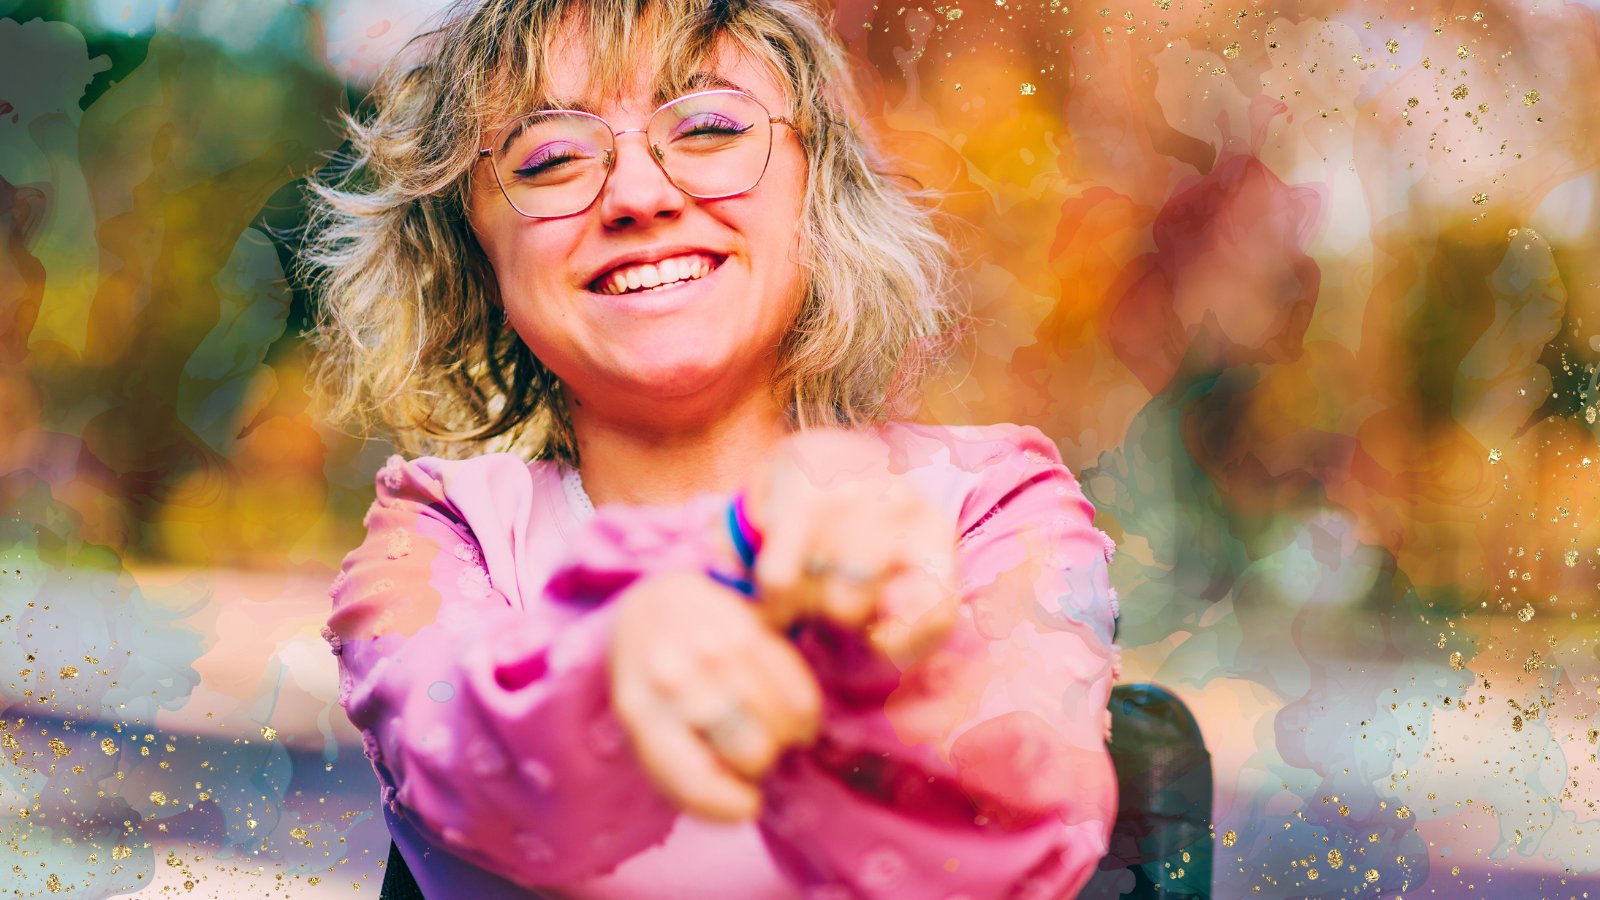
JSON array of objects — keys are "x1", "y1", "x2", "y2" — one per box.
[{"x1": 588, "y1": 352, "x2": 752, "y2": 404}]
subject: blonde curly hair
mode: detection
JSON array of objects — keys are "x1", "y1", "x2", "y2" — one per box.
[{"x1": 305, "y1": 0, "x2": 957, "y2": 463}]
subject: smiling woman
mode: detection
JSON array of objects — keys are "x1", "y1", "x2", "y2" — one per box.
[
  {"x1": 305, "y1": 1, "x2": 1120, "y2": 899},
  {"x1": 305, "y1": 0, "x2": 951, "y2": 467}
]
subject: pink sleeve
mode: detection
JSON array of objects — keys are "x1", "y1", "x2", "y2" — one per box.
[
  {"x1": 758, "y1": 426, "x2": 1120, "y2": 899},
  {"x1": 325, "y1": 457, "x2": 678, "y2": 887}
]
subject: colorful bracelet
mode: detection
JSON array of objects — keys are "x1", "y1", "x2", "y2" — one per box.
[
  {"x1": 706, "y1": 493, "x2": 763, "y2": 597},
  {"x1": 728, "y1": 492, "x2": 762, "y2": 570}
]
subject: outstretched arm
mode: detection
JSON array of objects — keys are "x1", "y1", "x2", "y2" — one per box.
[
  {"x1": 326, "y1": 457, "x2": 679, "y2": 887},
  {"x1": 750, "y1": 426, "x2": 1120, "y2": 900}
]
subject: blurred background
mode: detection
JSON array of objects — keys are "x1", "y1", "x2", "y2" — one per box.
[{"x1": 2, "y1": 0, "x2": 1599, "y2": 896}]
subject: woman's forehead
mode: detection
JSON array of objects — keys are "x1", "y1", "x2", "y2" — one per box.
[{"x1": 530, "y1": 30, "x2": 786, "y2": 116}]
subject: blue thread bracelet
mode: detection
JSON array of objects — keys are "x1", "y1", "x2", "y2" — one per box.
[
  {"x1": 707, "y1": 493, "x2": 762, "y2": 597},
  {"x1": 727, "y1": 497, "x2": 759, "y2": 570}
]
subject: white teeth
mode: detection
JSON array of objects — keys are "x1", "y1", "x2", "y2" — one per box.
[{"x1": 599, "y1": 253, "x2": 716, "y2": 294}]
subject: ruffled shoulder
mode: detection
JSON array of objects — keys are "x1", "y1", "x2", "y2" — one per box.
[{"x1": 878, "y1": 423, "x2": 1100, "y2": 544}]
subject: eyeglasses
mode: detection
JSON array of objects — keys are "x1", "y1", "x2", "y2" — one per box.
[{"x1": 477, "y1": 89, "x2": 793, "y2": 219}]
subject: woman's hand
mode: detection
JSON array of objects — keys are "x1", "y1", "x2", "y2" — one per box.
[
  {"x1": 746, "y1": 430, "x2": 960, "y2": 667},
  {"x1": 608, "y1": 571, "x2": 822, "y2": 822}
]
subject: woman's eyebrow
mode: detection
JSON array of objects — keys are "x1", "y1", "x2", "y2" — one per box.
[
  {"x1": 538, "y1": 97, "x2": 601, "y2": 114},
  {"x1": 655, "y1": 72, "x2": 745, "y2": 103}
]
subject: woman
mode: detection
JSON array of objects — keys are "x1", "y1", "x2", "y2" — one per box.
[{"x1": 309, "y1": 0, "x2": 1120, "y2": 897}]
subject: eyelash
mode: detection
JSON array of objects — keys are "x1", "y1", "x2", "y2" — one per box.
[
  {"x1": 514, "y1": 151, "x2": 583, "y2": 177},
  {"x1": 677, "y1": 114, "x2": 749, "y2": 137}
]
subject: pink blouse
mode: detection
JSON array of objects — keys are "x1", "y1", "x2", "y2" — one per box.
[{"x1": 325, "y1": 423, "x2": 1120, "y2": 900}]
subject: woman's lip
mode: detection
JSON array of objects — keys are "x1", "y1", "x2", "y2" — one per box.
[{"x1": 586, "y1": 257, "x2": 725, "y2": 316}]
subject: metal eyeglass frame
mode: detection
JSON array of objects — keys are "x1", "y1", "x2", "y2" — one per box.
[{"x1": 477, "y1": 88, "x2": 794, "y2": 219}]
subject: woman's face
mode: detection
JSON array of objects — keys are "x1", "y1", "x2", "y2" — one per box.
[{"x1": 468, "y1": 35, "x2": 808, "y2": 425}]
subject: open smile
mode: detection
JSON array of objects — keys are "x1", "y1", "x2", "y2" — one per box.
[{"x1": 590, "y1": 252, "x2": 725, "y2": 295}]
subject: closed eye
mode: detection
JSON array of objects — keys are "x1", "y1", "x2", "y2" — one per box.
[
  {"x1": 506, "y1": 134, "x2": 604, "y2": 181},
  {"x1": 513, "y1": 150, "x2": 588, "y2": 178},
  {"x1": 672, "y1": 113, "x2": 752, "y2": 139}
]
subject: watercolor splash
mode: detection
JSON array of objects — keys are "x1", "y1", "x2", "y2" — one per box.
[{"x1": 3, "y1": 0, "x2": 1600, "y2": 897}]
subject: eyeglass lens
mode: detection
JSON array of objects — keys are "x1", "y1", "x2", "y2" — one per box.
[{"x1": 488, "y1": 91, "x2": 774, "y2": 218}]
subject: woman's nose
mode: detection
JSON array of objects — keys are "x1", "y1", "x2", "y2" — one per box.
[{"x1": 597, "y1": 132, "x2": 685, "y2": 229}]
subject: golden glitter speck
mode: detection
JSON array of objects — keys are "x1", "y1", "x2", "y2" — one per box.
[
  {"x1": 111, "y1": 846, "x2": 131, "y2": 860},
  {"x1": 1307, "y1": 868, "x2": 1319, "y2": 880},
  {"x1": 1386, "y1": 39, "x2": 1399, "y2": 53},
  {"x1": 1472, "y1": 193, "x2": 1490, "y2": 206},
  {"x1": 150, "y1": 790, "x2": 167, "y2": 805},
  {"x1": 261, "y1": 726, "x2": 277, "y2": 740},
  {"x1": 1523, "y1": 90, "x2": 1541, "y2": 105},
  {"x1": 1223, "y1": 830, "x2": 1237, "y2": 847},
  {"x1": 1223, "y1": 42, "x2": 1241, "y2": 58},
  {"x1": 1452, "y1": 85, "x2": 1470, "y2": 100},
  {"x1": 1329, "y1": 849, "x2": 1343, "y2": 867},
  {"x1": 59, "y1": 665, "x2": 77, "y2": 679},
  {"x1": 1339, "y1": 805, "x2": 1350, "y2": 816},
  {"x1": 1395, "y1": 806, "x2": 1411, "y2": 819},
  {"x1": 1365, "y1": 869, "x2": 1380, "y2": 883},
  {"x1": 100, "y1": 738, "x2": 117, "y2": 755},
  {"x1": 1456, "y1": 45, "x2": 1469, "y2": 58}
]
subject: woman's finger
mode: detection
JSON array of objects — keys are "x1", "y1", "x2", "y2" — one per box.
[
  {"x1": 749, "y1": 489, "x2": 824, "y2": 631},
  {"x1": 870, "y1": 583, "x2": 960, "y2": 667},
  {"x1": 735, "y1": 628, "x2": 823, "y2": 744},
  {"x1": 625, "y1": 704, "x2": 763, "y2": 822},
  {"x1": 664, "y1": 629, "x2": 820, "y2": 780},
  {"x1": 816, "y1": 560, "x2": 890, "y2": 628}
]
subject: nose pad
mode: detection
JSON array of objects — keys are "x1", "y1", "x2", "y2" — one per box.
[
  {"x1": 651, "y1": 144, "x2": 665, "y2": 163},
  {"x1": 604, "y1": 148, "x2": 616, "y2": 170}
]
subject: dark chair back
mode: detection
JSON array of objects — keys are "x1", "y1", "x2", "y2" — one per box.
[{"x1": 1081, "y1": 683, "x2": 1214, "y2": 899}]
